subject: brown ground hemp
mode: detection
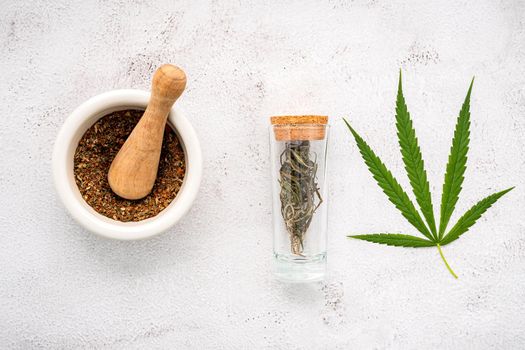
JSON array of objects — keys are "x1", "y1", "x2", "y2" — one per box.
[
  {"x1": 73, "y1": 109, "x2": 185, "y2": 222},
  {"x1": 279, "y1": 140, "x2": 322, "y2": 255}
]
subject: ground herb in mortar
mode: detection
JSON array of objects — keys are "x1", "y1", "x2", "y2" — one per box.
[{"x1": 73, "y1": 109, "x2": 185, "y2": 222}]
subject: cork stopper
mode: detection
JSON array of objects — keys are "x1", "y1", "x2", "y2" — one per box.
[{"x1": 270, "y1": 115, "x2": 328, "y2": 141}]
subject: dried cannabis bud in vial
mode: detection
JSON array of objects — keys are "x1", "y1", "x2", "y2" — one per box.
[{"x1": 279, "y1": 140, "x2": 322, "y2": 255}]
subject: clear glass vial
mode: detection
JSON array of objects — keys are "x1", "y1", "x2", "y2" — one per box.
[{"x1": 269, "y1": 115, "x2": 329, "y2": 282}]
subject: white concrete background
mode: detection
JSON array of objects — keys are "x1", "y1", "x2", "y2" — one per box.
[{"x1": 0, "y1": 0, "x2": 524, "y2": 348}]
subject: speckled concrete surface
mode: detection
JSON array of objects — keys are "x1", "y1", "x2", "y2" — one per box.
[{"x1": 1, "y1": 0, "x2": 524, "y2": 349}]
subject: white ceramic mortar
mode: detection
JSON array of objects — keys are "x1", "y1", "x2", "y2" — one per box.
[{"x1": 52, "y1": 89, "x2": 202, "y2": 240}]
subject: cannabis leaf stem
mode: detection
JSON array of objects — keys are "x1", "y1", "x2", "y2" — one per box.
[
  {"x1": 345, "y1": 73, "x2": 513, "y2": 278},
  {"x1": 437, "y1": 244, "x2": 458, "y2": 279}
]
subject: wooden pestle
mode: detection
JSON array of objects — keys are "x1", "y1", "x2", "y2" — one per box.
[{"x1": 108, "y1": 64, "x2": 187, "y2": 200}]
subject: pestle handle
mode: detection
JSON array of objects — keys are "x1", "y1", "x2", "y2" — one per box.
[{"x1": 108, "y1": 64, "x2": 187, "y2": 200}]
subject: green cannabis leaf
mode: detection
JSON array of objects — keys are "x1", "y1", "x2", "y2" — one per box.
[
  {"x1": 395, "y1": 75, "x2": 437, "y2": 240},
  {"x1": 349, "y1": 234, "x2": 436, "y2": 247},
  {"x1": 345, "y1": 122, "x2": 434, "y2": 241},
  {"x1": 345, "y1": 72, "x2": 513, "y2": 279},
  {"x1": 439, "y1": 79, "x2": 473, "y2": 240}
]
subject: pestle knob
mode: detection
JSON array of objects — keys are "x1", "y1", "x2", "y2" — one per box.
[{"x1": 108, "y1": 64, "x2": 187, "y2": 200}]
